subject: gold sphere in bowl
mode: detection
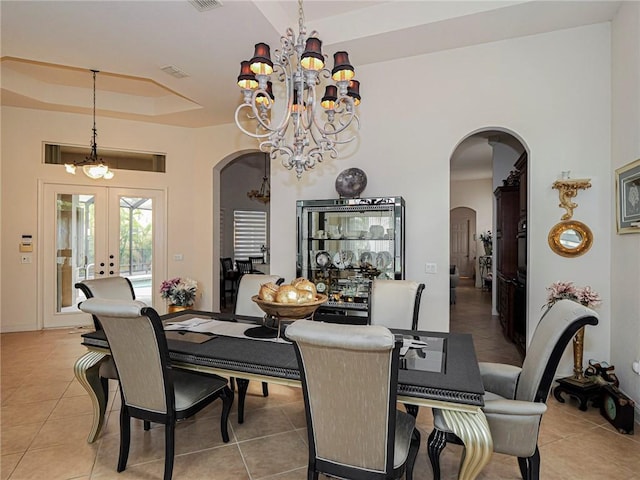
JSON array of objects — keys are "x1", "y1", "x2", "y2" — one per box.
[
  {"x1": 258, "y1": 282, "x2": 280, "y2": 302},
  {"x1": 276, "y1": 285, "x2": 299, "y2": 304}
]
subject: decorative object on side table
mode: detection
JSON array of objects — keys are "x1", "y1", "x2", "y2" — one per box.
[
  {"x1": 548, "y1": 281, "x2": 602, "y2": 410},
  {"x1": 160, "y1": 277, "x2": 198, "y2": 312},
  {"x1": 335, "y1": 167, "x2": 367, "y2": 198},
  {"x1": 479, "y1": 230, "x2": 492, "y2": 256}
]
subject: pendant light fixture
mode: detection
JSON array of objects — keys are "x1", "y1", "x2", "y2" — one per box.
[
  {"x1": 247, "y1": 153, "x2": 271, "y2": 204},
  {"x1": 235, "y1": 0, "x2": 361, "y2": 179},
  {"x1": 64, "y1": 70, "x2": 114, "y2": 180}
]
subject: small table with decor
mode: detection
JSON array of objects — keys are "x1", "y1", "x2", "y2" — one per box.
[{"x1": 75, "y1": 310, "x2": 492, "y2": 480}]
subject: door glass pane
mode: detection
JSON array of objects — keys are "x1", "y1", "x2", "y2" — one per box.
[
  {"x1": 119, "y1": 196, "x2": 153, "y2": 304},
  {"x1": 56, "y1": 194, "x2": 95, "y2": 312}
]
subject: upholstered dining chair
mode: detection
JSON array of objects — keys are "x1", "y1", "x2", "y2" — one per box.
[
  {"x1": 79, "y1": 298, "x2": 233, "y2": 480},
  {"x1": 233, "y1": 273, "x2": 284, "y2": 423},
  {"x1": 75, "y1": 276, "x2": 138, "y2": 418},
  {"x1": 76, "y1": 276, "x2": 137, "y2": 330},
  {"x1": 369, "y1": 279, "x2": 425, "y2": 417},
  {"x1": 287, "y1": 320, "x2": 421, "y2": 480},
  {"x1": 235, "y1": 259, "x2": 254, "y2": 276},
  {"x1": 220, "y1": 257, "x2": 239, "y2": 308},
  {"x1": 369, "y1": 279, "x2": 425, "y2": 331},
  {"x1": 428, "y1": 299, "x2": 599, "y2": 480}
]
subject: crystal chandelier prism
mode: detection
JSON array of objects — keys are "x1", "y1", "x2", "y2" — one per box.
[{"x1": 235, "y1": 0, "x2": 361, "y2": 179}]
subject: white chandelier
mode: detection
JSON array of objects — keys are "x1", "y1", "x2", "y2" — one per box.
[
  {"x1": 235, "y1": 0, "x2": 361, "y2": 179},
  {"x1": 64, "y1": 70, "x2": 114, "y2": 180}
]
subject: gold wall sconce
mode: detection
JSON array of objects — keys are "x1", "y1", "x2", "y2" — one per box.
[
  {"x1": 552, "y1": 177, "x2": 592, "y2": 220},
  {"x1": 549, "y1": 176, "x2": 593, "y2": 257}
]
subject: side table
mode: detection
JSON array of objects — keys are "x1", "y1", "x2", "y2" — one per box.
[{"x1": 553, "y1": 376, "x2": 601, "y2": 411}]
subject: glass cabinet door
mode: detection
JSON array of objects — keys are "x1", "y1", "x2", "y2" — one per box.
[{"x1": 297, "y1": 197, "x2": 404, "y2": 316}]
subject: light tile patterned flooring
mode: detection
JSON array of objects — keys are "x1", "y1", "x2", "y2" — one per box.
[{"x1": 2, "y1": 280, "x2": 639, "y2": 479}]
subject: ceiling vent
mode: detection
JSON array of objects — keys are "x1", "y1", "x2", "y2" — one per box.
[
  {"x1": 160, "y1": 65, "x2": 190, "y2": 79},
  {"x1": 188, "y1": 0, "x2": 222, "y2": 12}
]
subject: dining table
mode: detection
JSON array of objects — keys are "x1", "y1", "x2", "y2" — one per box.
[{"x1": 74, "y1": 310, "x2": 492, "y2": 480}]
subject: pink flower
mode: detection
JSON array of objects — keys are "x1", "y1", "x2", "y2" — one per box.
[
  {"x1": 545, "y1": 281, "x2": 601, "y2": 309},
  {"x1": 577, "y1": 286, "x2": 601, "y2": 308}
]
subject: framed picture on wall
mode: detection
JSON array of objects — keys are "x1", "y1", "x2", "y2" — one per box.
[{"x1": 615, "y1": 158, "x2": 640, "y2": 234}]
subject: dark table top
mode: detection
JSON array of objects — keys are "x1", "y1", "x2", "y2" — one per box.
[{"x1": 81, "y1": 310, "x2": 484, "y2": 407}]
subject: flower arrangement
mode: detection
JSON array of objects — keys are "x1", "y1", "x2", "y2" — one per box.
[
  {"x1": 479, "y1": 230, "x2": 492, "y2": 255},
  {"x1": 160, "y1": 277, "x2": 198, "y2": 307},
  {"x1": 545, "y1": 281, "x2": 601, "y2": 309},
  {"x1": 479, "y1": 230, "x2": 492, "y2": 244}
]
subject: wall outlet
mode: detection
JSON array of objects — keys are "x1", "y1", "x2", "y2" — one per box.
[
  {"x1": 173, "y1": 254, "x2": 184, "y2": 261},
  {"x1": 21, "y1": 255, "x2": 32, "y2": 264},
  {"x1": 425, "y1": 262, "x2": 437, "y2": 274}
]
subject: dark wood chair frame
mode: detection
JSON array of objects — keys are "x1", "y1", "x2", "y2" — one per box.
[
  {"x1": 427, "y1": 312, "x2": 599, "y2": 480},
  {"x1": 293, "y1": 333, "x2": 420, "y2": 480},
  {"x1": 94, "y1": 304, "x2": 233, "y2": 480}
]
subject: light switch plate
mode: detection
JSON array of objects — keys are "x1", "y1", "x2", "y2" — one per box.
[{"x1": 425, "y1": 263, "x2": 437, "y2": 274}]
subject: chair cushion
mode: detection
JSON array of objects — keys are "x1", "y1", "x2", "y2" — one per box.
[
  {"x1": 394, "y1": 410, "x2": 416, "y2": 468},
  {"x1": 171, "y1": 370, "x2": 228, "y2": 414}
]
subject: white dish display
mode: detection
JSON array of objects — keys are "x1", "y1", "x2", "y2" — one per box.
[{"x1": 333, "y1": 250, "x2": 354, "y2": 269}]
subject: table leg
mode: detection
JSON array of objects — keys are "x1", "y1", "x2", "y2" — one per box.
[
  {"x1": 74, "y1": 351, "x2": 109, "y2": 443},
  {"x1": 441, "y1": 408, "x2": 493, "y2": 480}
]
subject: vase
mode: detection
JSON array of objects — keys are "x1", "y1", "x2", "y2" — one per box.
[{"x1": 167, "y1": 304, "x2": 190, "y2": 314}]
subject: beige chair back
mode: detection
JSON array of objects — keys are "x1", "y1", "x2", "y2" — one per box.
[
  {"x1": 370, "y1": 279, "x2": 425, "y2": 330},
  {"x1": 287, "y1": 320, "x2": 400, "y2": 474},
  {"x1": 80, "y1": 298, "x2": 170, "y2": 414},
  {"x1": 76, "y1": 277, "x2": 136, "y2": 300},
  {"x1": 234, "y1": 274, "x2": 282, "y2": 317}
]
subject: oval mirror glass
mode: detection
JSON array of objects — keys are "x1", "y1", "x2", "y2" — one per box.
[{"x1": 548, "y1": 220, "x2": 593, "y2": 257}]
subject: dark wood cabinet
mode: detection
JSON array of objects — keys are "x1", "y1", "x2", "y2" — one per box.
[{"x1": 495, "y1": 153, "x2": 527, "y2": 355}]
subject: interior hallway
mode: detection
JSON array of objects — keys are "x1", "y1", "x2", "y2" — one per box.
[{"x1": 2, "y1": 283, "x2": 639, "y2": 479}]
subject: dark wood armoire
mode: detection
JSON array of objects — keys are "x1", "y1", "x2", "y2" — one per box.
[{"x1": 494, "y1": 152, "x2": 527, "y2": 354}]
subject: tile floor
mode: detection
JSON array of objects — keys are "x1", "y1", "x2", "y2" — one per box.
[{"x1": 2, "y1": 280, "x2": 639, "y2": 479}]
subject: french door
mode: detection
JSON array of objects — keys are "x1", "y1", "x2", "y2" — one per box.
[{"x1": 41, "y1": 183, "x2": 166, "y2": 328}]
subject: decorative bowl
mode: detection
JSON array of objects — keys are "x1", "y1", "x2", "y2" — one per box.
[{"x1": 251, "y1": 294, "x2": 328, "y2": 319}]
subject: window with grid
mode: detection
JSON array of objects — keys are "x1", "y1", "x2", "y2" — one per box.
[{"x1": 233, "y1": 210, "x2": 267, "y2": 261}]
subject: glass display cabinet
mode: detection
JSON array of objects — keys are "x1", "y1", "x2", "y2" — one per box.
[{"x1": 296, "y1": 196, "x2": 405, "y2": 323}]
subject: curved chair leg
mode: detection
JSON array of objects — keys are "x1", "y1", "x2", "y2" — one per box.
[
  {"x1": 164, "y1": 422, "x2": 175, "y2": 480},
  {"x1": 118, "y1": 406, "x2": 131, "y2": 473},
  {"x1": 220, "y1": 386, "x2": 233, "y2": 442},
  {"x1": 230, "y1": 377, "x2": 236, "y2": 391},
  {"x1": 427, "y1": 428, "x2": 448, "y2": 480},
  {"x1": 262, "y1": 382, "x2": 269, "y2": 397},
  {"x1": 236, "y1": 378, "x2": 249, "y2": 424},
  {"x1": 518, "y1": 447, "x2": 540, "y2": 480},
  {"x1": 143, "y1": 421, "x2": 151, "y2": 431},
  {"x1": 405, "y1": 429, "x2": 421, "y2": 480}
]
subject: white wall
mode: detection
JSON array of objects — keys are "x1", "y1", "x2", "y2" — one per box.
[
  {"x1": 267, "y1": 23, "x2": 613, "y2": 369},
  {"x1": 610, "y1": 1, "x2": 640, "y2": 406},
  {"x1": 0, "y1": 22, "x2": 617, "y2": 384}
]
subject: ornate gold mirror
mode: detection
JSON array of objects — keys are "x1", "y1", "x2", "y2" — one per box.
[{"x1": 548, "y1": 220, "x2": 593, "y2": 257}]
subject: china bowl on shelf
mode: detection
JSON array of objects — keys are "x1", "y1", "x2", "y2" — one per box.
[
  {"x1": 369, "y1": 225, "x2": 385, "y2": 239},
  {"x1": 251, "y1": 294, "x2": 328, "y2": 319}
]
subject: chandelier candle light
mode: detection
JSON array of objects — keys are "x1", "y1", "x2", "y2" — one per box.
[
  {"x1": 64, "y1": 70, "x2": 114, "y2": 180},
  {"x1": 235, "y1": 0, "x2": 361, "y2": 179}
]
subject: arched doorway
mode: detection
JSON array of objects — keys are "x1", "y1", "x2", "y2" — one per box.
[
  {"x1": 212, "y1": 150, "x2": 270, "y2": 311},
  {"x1": 450, "y1": 129, "x2": 528, "y2": 355}
]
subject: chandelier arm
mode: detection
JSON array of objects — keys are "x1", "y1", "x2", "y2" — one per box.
[{"x1": 235, "y1": 104, "x2": 273, "y2": 139}]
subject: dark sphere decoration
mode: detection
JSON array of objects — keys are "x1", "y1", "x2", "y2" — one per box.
[{"x1": 335, "y1": 168, "x2": 367, "y2": 198}]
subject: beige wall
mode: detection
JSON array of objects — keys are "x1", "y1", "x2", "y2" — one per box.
[{"x1": 0, "y1": 20, "x2": 629, "y2": 389}]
